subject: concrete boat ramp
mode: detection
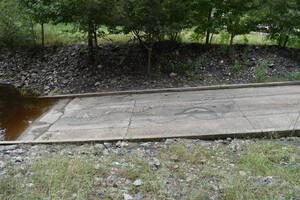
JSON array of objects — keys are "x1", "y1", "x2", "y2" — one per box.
[{"x1": 6, "y1": 84, "x2": 300, "y2": 143}]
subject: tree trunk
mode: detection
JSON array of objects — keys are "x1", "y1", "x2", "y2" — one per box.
[
  {"x1": 87, "y1": 20, "x2": 94, "y2": 65},
  {"x1": 283, "y1": 29, "x2": 291, "y2": 48},
  {"x1": 41, "y1": 23, "x2": 45, "y2": 48},
  {"x1": 283, "y1": 35, "x2": 289, "y2": 48},
  {"x1": 30, "y1": 21, "x2": 36, "y2": 46},
  {"x1": 210, "y1": 33, "x2": 214, "y2": 44},
  {"x1": 147, "y1": 46, "x2": 152, "y2": 75},
  {"x1": 230, "y1": 34, "x2": 235, "y2": 46},
  {"x1": 93, "y1": 25, "x2": 98, "y2": 48},
  {"x1": 205, "y1": 7, "x2": 213, "y2": 45}
]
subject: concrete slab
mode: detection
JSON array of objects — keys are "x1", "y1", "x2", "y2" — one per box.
[{"x1": 14, "y1": 85, "x2": 300, "y2": 142}]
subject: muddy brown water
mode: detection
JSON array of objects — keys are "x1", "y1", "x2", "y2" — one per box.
[{"x1": 0, "y1": 84, "x2": 54, "y2": 141}]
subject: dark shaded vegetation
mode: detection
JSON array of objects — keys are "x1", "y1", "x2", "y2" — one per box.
[{"x1": 0, "y1": 0, "x2": 299, "y2": 74}]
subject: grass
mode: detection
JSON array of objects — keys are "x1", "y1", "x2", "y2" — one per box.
[
  {"x1": 0, "y1": 138, "x2": 299, "y2": 199},
  {"x1": 36, "y1": 24, "x2": 297, "y2": 48},
  {"x1": 285, "y1": 71, "x2": 300, "y2": 81},
  {"x1": 229, "y1": 61, "x2": 244, "y2": 76},
  {"x1": 220, "y1": 141, "x2": 300, "y2": 199},
  {"x1": 0, "y1": 155, "x2": 95, "y2": 200},
  {"x1": 34, "y1": 24, "x2": 132, "y2": 46}
]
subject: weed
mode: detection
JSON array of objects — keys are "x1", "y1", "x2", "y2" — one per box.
[
  {"x1": 285, "y1": 71, "x2": 300, "y2": 81},
  {"x1": 229, "y1": 61, "x2": 244, "y2": 75},
  {"x1": 0, "y1": 155, "x2": 95, "y2": 200},
  {"x1": 219, "y1": 141, "x2": 300, "y2": 200},
  {"x1": 256, "y1": 61, "x2": 268, "y2": 82},
  {"x1": 18, "y1": 88, "x2": 41, "y2": 97}
]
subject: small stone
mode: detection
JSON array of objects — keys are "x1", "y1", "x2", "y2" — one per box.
[
  {"x1": 133, "y1": 179, "x2": 143, "y2": 186},
  {"x1": 169, "y1": 72, "x2": 177, "y2": 78},
  {"x1": 103, "y1": 149, "x2": 109, "y2": 156},
  {"x1": 0, "y1": 161, "x2": 7, "y2": 169},
  {"x1": 116, "y1": 141, "x2": 128, "y2": 148},
  {"x1": 116, "y1": 141, "x2": 122, "y2": 147},
  {"x1": 170, "y1": 155, "x2": 179, "y2": 161},
  {"x1": 165, "y1": 139, "x2": 174, "y2": 145},
  {"x1": 94, "y1": 177, "x2": 103, "y2": 182},
  {"x1": 212, "y1": 185, "x2": 219, "y2": 191},
  {"x1": 134, "y1": 192, "x2": 144, "y2": 199},
  {"x1": 186, "y1": 175, "x2": 194, "y2": 182},
  {"x1": 111, "y1": 162, "x2": 120, "y2": 166},
  {"x1": 140, "y1": 142, "x2": 150, "y2": 147},
  {"x1": 27, "y1": 183, "x2": 34, "y2": 187},
  {"x1": 152, "y1": 158, "x2": 161, "y2": 167},
  {"x1": 97, "y1": 65, "x2": 103, "y2": 69},
  {"x1": 94, "y1": 82, "x2": 100, "y2": 86},
  {"x1": 239, "y1": 171, "x2": 247, "y2": 176},
  {"x1": 94, "y1": 164, "x2": 101, "y2": 170},
  {"x1": 15, "y1": 157, "x2": 23, "y2": 162},
  {"x1": 104, "y1": 142, "x2": 112, "y2": 148},
  {"x1": 123, "y1": 193, "x2": 133, "y2": 200}
]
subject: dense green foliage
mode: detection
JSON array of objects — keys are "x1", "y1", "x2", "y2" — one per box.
[
  {"x1": 0, "y1": 0, "x2": 35, "y2": 48},
  {"x1": 0, "y1": 0, "x2": 299, "y2": 69}
]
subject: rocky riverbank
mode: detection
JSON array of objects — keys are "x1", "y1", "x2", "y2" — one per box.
[{"x1": 0, "y1": 43, "x2": 299, "y2": 95}]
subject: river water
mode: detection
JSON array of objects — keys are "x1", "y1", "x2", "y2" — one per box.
[{"x1": 0, "y1": 84, "x2": 53, "y2": 141}]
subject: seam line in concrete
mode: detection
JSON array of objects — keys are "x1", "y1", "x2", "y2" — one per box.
[
  {"x1": 124, "y1": 99, "x2": 136, "y2": 139},
  {"x1": 34, "y1": 98, "x2": 74, "y2": 140},
  {"x1": 226, "y1": 91, "x2": 257, "y2": 130}
]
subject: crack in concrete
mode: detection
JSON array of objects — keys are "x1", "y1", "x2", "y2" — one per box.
[
  {"x1": 34, "y1": 98, "x2": 73, "y2": 140},
  {"x1": 124, "y1": 99, "x2": 137, "y2": 139},
  {"x1": 290, "y1": 98, "x2": 300, "y2": 131},
  {"x1": 292, "y1": 112, "x2": 300, "y2": 131},
  {"x1": 225, "y1": 91, "x2": 257, "y2": 130}
]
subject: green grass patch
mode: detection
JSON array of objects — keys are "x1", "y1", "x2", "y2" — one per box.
[
  {"x1": 34, "y1": 24, "x2": 293, "y2": 48},
  {"x1": 0, "y1": 155, "x2": 95, "y2": 200}
]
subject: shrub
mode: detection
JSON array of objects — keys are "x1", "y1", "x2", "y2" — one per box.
[
  {"x1": 256, "y1": 62, "x2": 268, "y2": 82},
  {"x1": 0, "y1": 0, "x2": 34, "y2": 49}
]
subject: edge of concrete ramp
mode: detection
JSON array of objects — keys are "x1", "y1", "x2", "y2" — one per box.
[
  {"x1": 1, "y1": 130, "x2": 299, "y2": 145},
  {"x1": 39, "y1": 81, "x2": 300, "y2": 100}
]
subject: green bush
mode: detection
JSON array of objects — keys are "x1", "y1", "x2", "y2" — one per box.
[
  {"x1": 256, "y1": 62, "x2": 268, "y2": 82},
  {"x1": 0, "y1": 0, "x2": 34, "y2": 49}
]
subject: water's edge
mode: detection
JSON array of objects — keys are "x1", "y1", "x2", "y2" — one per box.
[{"x1": 0, "y1": 83, "x2": 54, "y2": 141}]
